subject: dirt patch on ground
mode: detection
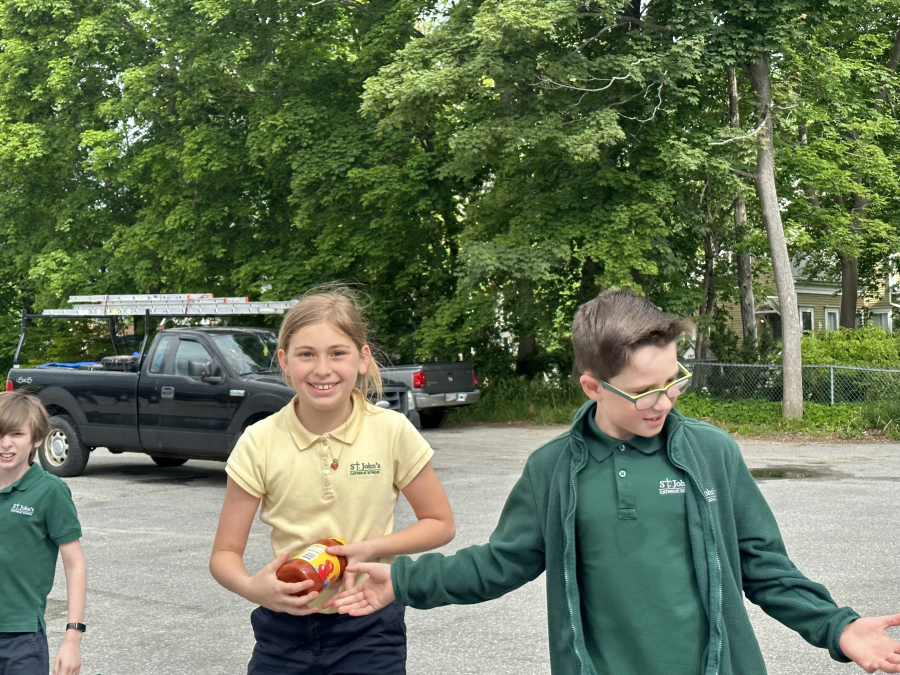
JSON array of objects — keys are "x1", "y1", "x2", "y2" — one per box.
[
  {"x1": 730, "y1": 429, "x2": 895, "y2": 444},
  {"x1": 749, "y1": 464, "x2": 852, "y2": 481}
]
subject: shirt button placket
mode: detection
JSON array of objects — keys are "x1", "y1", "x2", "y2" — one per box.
[
  {"x1": 614, "y1": 448, "x2": 635, "y2": 519},
  {"x1": 321, "y1": 438, "x2": 334, "y2": 499}
]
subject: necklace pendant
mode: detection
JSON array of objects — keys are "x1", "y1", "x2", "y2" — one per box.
[{"x1": 330, "y1": 460, "x2": 339, "y2": 470}]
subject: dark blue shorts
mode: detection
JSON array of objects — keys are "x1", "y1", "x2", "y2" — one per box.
[
  {"x1": 0, "y1": 626, "x2": 49, "y2": 675},
  {"x1": 248, "y1": 602, "x2": 407, "y2": 675}
]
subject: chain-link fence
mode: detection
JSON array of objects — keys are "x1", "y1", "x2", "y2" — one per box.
[{"x1": 683, "y1": 360, "x2": 900, "y2": 405}]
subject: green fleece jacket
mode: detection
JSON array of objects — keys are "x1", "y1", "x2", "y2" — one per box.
[{"x1": 392, "y1": 403, "x2": 860, "y2": 675}]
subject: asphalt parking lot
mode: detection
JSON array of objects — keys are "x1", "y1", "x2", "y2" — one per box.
[{"x1": 45, "y1": 424, "x2": 900, "y2": 675}]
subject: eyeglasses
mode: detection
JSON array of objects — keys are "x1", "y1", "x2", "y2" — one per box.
[{"x1": 594, "y1": 362, "x2": 692, "y2": 411}]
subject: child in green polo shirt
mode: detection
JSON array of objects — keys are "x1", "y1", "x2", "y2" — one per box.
[
  {"x1": 0, "y1": 391, "x2": 86, "y2": 675},
  {"x1": 332, "y1": 290, "x2": 900, "y2": 675}
]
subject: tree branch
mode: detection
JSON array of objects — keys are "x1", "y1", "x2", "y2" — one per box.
[
  {"x1": 309, "y1": 0, "x2": 366, "y2": 8},
  {"x1": 575, "y1": 14, "x2": 675, "y2": 34},
  {"x1": 535, "y1": 71, "x2": 632, "y2": 92},
  {"x1": 708, "y1": 116, "x2": 768, "y2": 145},
  {"x1": 616, "y1": 79, "x2": 665, "y2": 123}
]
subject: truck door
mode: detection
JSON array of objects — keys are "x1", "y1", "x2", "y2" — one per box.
[
  {"x1": 153, "y1": 337, "x2": 239, "y2": 457},
  {"x1": 137, "y1": 334, "x2": 178, "y2": 451}
]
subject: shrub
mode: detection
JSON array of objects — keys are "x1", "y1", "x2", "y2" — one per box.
[
  {"x1": 801, "y1": 327, "x2": 900, "y2": 367},
  {"x1": 451, "y1": 377, "x2": 587, "y2": 425}
]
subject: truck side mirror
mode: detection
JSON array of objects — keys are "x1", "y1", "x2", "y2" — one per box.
[
  {"x1": 187, "y1": 360, "x2": 211, "y2": 378},
  {"x1": 203, "y1": 363, "x2": 224, "y2": 384}
]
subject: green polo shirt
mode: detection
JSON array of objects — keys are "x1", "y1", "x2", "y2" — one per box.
[
  {"x1": 575, "y1": 408, "x2": 706, "y2": 675},
  {"x1": 0, "y1": 463, "x2": 82, "y2": 632}
]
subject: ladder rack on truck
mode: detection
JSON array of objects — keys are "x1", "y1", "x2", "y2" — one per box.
[{"x1": 13, "y1": 294, "x2": 298, "y2": 367}]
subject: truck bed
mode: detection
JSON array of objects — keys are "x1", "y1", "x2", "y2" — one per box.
[{"x1": 10, "y1": 367, "x2": 141, "y2": 448}]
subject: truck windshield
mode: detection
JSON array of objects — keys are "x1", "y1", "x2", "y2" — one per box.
[{"x1": 212, "y1": 333, "x2": 280, "y2": 376}]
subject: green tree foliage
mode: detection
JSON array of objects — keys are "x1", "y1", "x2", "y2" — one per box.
[
  {"x1": 2, "y1": 0, "x2": 900, "y2": 387},
  {"x1": 0, "y1": 0, "x2": 460, "y2": 366}
]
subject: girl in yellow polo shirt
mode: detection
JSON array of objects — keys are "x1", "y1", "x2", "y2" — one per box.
[{"x1": 209, "y1": 286, "x2": 455, "y2": 675}]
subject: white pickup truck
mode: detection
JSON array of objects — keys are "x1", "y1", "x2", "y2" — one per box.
[{"x1": 381, "y1": 362, "x2": 480, "y2": 428}]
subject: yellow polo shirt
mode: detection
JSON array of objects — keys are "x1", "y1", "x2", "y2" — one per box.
[{"x1": 225, "y1": 389, "x2": 434, "y2": 611}]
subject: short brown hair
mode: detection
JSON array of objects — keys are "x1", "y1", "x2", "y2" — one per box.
[
  {"x1": 0, "y1": 390, "x2": 50, "y2": 464},
  {"x1": 572, "y1": 290, "x2": 692, "y2": 381},
  {"x1": 277, "y1": 284, "x2": 384, "y2": 401}
]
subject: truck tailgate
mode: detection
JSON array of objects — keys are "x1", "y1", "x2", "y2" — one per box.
[{"x1": 422, "y1": 365, "x2": 474, "y2": 394}]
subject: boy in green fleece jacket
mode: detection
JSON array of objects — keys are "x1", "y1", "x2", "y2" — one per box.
[{"x1": 330, "y1": 290, "x2": 900, "y2": 675}]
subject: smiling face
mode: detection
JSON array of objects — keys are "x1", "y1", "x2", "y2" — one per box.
[
  {"x1": 579, "y1": 341, "x2": 681, "y2": 440},
  {"x1": 277, "y1": 321, "x2": 371, "y2": 433},
  {"x1": 0, "y1": 427, "x2": 41, "y2": 484}
]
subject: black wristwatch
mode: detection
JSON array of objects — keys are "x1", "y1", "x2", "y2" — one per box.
[{"x1": 65, "y1": 623, "x2": 86, "y2": 633}]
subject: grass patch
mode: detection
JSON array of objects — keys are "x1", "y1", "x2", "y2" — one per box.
[
  {"x1": 675, "y1": 393, "x2": 867, "y2": 437},
  {"x1": 451, "y1": 378, "x2": 588, "y2": 425},
  {"x1": 451, "y1": 379, "x2": 900, "y2": 439}
]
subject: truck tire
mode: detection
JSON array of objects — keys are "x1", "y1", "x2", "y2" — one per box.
[
  {"x1": 39, "y1": 415, "x2": 90, "y2": 477},
  {"x1": 419, "y1": 408, "x2": 450, "y2": 429},
  {"x1": 151, "y1": 456, "x2": 188, "y2": 468}
]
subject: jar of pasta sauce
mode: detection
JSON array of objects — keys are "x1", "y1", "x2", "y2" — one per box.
[{"x1": 276, "y1": 538, "x2": 348, "y2": 597}]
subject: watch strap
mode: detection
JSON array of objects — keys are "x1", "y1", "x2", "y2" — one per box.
[{"x1": 65, "y1": 622, "x2": 86, "y2": 633}]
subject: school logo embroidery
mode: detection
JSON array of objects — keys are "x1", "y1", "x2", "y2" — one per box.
[
  {"x1": 10, "y1": 503, "x2": 34, "y2": 516},
  {"x1": 704, "y1": 489, "x2": 717, "y2": 502},
  {"x1": 659, "y1": 478, "x2": 686, "y2": 495},
  {"x1": 349, "y1": 462, "x2": 381, "y2": 476}
]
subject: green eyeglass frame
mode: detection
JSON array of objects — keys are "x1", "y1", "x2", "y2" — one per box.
[{"x1": 595, "y1": 362, "x2": 692, "y2": 410}]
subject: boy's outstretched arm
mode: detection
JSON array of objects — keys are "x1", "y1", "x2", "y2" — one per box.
[
  {"x1": 331, "y1": 562, "x2": 395, "y2": 615},
  {"x1": 839, "y1": 614, "x2": 900, "y2": 674},
  {"x1": 55, "y1": 539, "x2": 86, "y2": 675},
  {"x1": 324, "y1": 462, "x2": 455, "y2": 594},
  {"x1": 334, "y1": 460, "x2": 546, "y2": 614}
]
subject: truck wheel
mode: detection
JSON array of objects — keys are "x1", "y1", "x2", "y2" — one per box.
[
  {"x1": 39, "y1": 415, "x2": 90, "y2": 477},
  {"x1": 151, "y1": 456, "x2": 188, "y2": 468},
  {"x1": 419, "y1": 408, "x2": 450, "y2": 429}
]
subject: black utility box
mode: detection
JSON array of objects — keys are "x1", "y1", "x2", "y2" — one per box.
[{"x1": 101, "y1": 355, "x2": 140, "y2": 372}]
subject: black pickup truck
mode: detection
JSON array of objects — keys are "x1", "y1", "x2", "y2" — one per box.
[{"x1": 6, "y1": 327, "x2": 412, "y2": 476}]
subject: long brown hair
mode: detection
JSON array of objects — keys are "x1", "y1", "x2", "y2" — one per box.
[{"x1": 277, "y1": 284, "x2": 384, "y2": 402}]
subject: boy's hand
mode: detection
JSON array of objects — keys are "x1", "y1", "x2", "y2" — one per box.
[
  {"x1": 325, "y1": 540, "x2": 376, "y2": 593},
  {"x1": 327, "y1": 562, "x2": 395, "y2": 615},
  {"x1": 246, "y1": 550, "x2": 320, "y2": 615},
  {"x1": 53, "y1": 631, "x2": 82, "y2": 675},
  {"x1": 839, "y1": 614, "x2": 900, "y2": 673}
]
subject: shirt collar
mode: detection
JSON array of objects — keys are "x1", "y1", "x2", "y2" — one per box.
[
  {"x1": 0, "y1": 462, "x2": 43, "y2": 494},
  {"x1": 283, "y1": 389, "x2": 366, "y2": 451},
  {"x1": 583, "y1": 403, "x2": 664, "y2": 459}
]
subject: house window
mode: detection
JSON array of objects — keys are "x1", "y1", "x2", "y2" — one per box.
[
  {"x1": 825, "y1": 309, "x2": 839, "y2": 331},
  {"x1": 871, "y1": 311, "x2": 891, "y2": 331},
  {"x1": 800, "y1": 308, "x2": 813, "y2": 332}
]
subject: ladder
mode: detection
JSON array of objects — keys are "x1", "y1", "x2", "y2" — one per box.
[
  {"x1": 41, "y1": 295, "x2": 298, "y2": 317},
  {"x1": 13, "y1": 294, "x2": 298, "y2": 366}
]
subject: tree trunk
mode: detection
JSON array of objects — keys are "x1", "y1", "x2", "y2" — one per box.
[
  {"x1": 516, "y1": 278, "x2": 537, "y2": 377},
  {"x1": 697, "y1": 232, "x2": 716, "y2": 359},
  {"x1": 875, "y1": 27, "x2": 900, "y2": 111},
  {"x1": 838, "y1": 252, "x2": 859, "y2": 328},
  {"x1": 746, "y1": 56, "x2": 803, "y2": 419},
  {"x1": 736, "y1": 249, "x2": 756, "y2": 340},
  {"x1": 729, "y1": 68, "x2": 756, "y2": 342}
]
